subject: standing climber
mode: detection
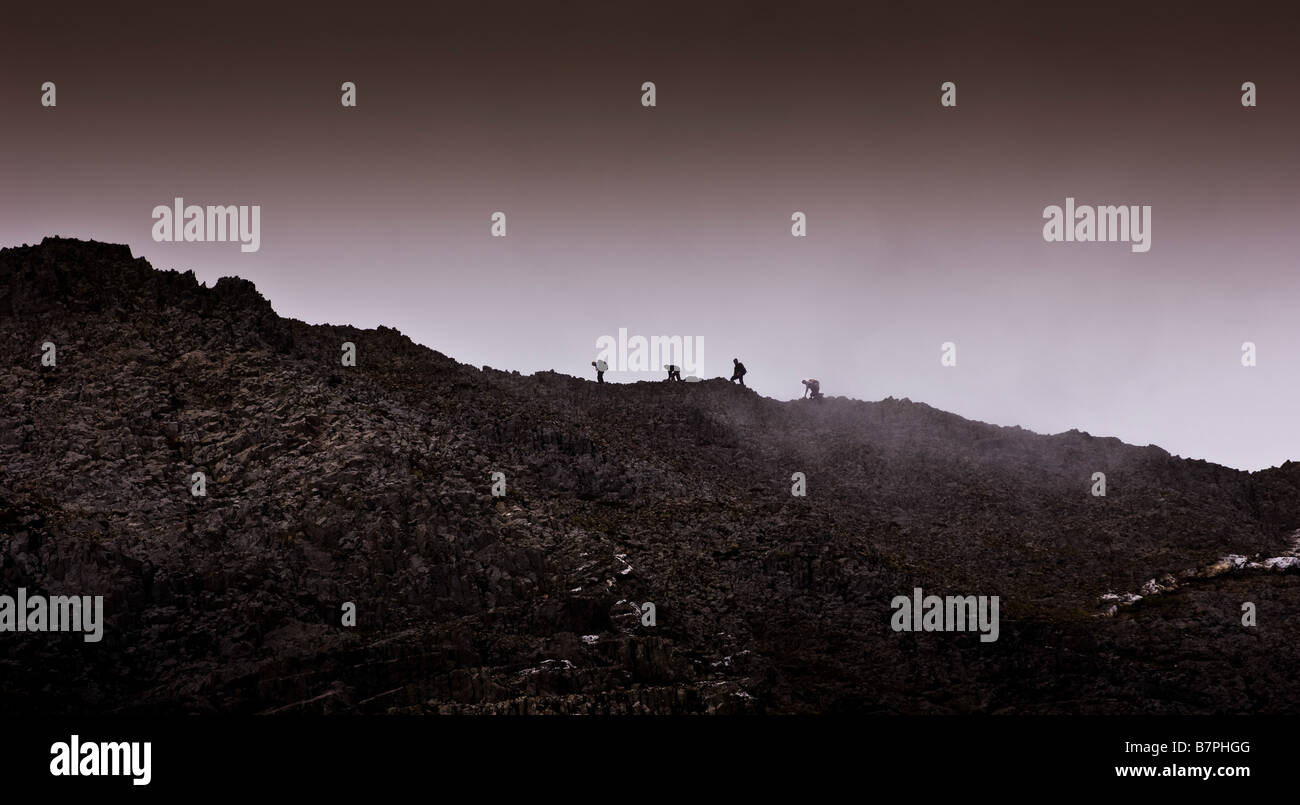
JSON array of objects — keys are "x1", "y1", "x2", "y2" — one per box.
[
  {"x1": 731, "y1": 358, "x2": 747, "y2": 386},
  {"x1": 665, "y1": 364, "x2": 682, "y2": 381},
  {"x1": 801, "y1": 378, "x2": 823, "y2": 399},
  {"x1": 592, "y1": 360, "x2": 607, "y2": 383}
]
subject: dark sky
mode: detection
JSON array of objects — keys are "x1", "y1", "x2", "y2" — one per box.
[{"x1": 3, "y1": 1, "x2": 1299, "y2": 469}]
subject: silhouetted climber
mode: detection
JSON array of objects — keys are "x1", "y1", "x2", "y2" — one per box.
[
  {"x1": 665, "y1": 365, "x2": 682, "y2": 381},
  {"x1": 802, "y1": 378, "x2": 823, "y2": 399},
  {"x1": 592, "y1": 360, "x2": 607, "y2": 383},
  {"x1": 731, "y1": 358, "x2": 747, "y2": 386}
]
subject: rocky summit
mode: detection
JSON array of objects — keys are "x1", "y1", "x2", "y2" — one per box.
[{"x1": 2, "y1": 237, "x2": 1300, "y2": 715}]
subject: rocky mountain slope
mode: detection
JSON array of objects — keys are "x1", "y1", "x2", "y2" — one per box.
[{"x1": 3, "y1": 237, "x2": 1300, "y2": 714}]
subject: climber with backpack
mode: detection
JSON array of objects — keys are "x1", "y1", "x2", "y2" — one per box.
[
  {"x1": 801, "y1": 378, "x2": 823, "y2": 400},
  {"x1": 731, "y1": 358, "x2": 747, "y2": 386}
]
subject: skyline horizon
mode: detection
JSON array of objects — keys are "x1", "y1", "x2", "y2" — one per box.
[{"x1": 6, "y1": 233, "x2": 1290, "y2": 474}]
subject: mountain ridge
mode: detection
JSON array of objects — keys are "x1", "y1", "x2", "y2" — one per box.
[{"x1": 3, "y1": 236, "x2": 1300, "y2": 714}]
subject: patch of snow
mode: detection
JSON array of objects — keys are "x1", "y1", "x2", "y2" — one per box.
[{"x1": 1098, "y1": 541, "x2": 1300, "y2": 619}]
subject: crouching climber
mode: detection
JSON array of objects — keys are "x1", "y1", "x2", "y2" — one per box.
[
  {"x1": 801, "y1": 378, "x2": 823, "y2": 399},
  {"x1": 731, "y1": 358, "x2": 747, "y2": 386},
  {"x1": 665, "y1": 364, "x2": 682, "y2": 381}
]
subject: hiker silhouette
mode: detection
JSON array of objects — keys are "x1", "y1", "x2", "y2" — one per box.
[
  {"x1": 731, "y1": 358, "x2": 747, "y2": 386},
  {"x1": 592, "y1": 360, "x2": 607, "y2": 383},
  {"x1": 665, "y1": 365, "x2": 681, "y2": 381},
  {"x1": 801, "y1": 378, "x2": 822, "y2": 399}
]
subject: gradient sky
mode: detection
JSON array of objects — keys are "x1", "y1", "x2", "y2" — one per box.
[{"x1": 3, "y1": 1, "x2": 1299, "y2": 470}]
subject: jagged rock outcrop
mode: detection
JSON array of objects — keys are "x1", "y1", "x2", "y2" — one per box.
[{"x1": 3, "y1": 237, "x2": 1300, "y2": 715}]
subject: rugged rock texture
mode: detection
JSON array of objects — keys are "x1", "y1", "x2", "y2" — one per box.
[{"x1": 2, "y1": 237, "x2": 1300, "y2": 714}]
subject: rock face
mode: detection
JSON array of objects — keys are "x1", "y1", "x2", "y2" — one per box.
[{"x1": 3, "y1": 236, "x2": 1300, "y2": 715}]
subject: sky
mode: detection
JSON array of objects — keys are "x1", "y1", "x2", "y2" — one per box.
[{"x1": 2, "y1": 1, "x2": 1299, "y2": 470}]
